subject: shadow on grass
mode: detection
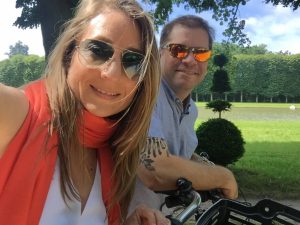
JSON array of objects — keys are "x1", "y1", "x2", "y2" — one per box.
[{"x1": 228, "y1": 141, "x2": 300, "y2": 200}]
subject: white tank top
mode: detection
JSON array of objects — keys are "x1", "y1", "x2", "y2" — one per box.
[{"x1": 39, "y1": 160, "x2": 108, "y2": 225}]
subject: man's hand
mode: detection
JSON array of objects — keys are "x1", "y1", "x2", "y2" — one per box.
[
  {"x1": 191, "y1": 153, "x2": 238, "y2": 199},
  {"x1": 124, "y1": 204, "x2": 170, "y2": 225},
  {"x1": 217, "y1": 166, "x2": 238, "y2": 199}
]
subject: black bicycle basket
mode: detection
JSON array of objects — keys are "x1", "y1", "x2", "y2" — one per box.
[{"x1": 196, "y1": 198, "x2": 300, "y2": 225}]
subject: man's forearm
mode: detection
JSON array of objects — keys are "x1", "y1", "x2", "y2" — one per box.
[{"x1": 138, "y1": 137, "x2": 238, "y2": 199}]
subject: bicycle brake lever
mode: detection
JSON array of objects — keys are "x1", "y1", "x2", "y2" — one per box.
[{"x1": 197, "y1": 189, "x2": 221, "y2": 203}]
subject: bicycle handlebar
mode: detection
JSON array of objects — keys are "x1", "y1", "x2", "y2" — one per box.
[
  {"x1": 166, "y1": 190, "x2": 201, "y2": 225},
  {"x1": 156, "y1": 178, "x2": 217, "y2": 224},
  {"x1": 158, "y1": 178, "x2": 300, "y2": 225}
]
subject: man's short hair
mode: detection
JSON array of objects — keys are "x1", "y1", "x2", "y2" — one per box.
[{"x1": 160, "y1": 15, "x2": 215, "y2": 50}]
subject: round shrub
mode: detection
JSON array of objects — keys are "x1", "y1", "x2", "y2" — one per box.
[{"x1": 195, "y1": 118, "x2": 245, "y2": 166}]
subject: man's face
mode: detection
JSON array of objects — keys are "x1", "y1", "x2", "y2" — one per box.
[{"x1": 160, "y1": 25, "x2": 210, "y2": 100}]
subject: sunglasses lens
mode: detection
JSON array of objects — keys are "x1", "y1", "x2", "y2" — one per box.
[
  {"x1": 122, "y1": 52, "x2": 144, "y2": 79},
  {"x1": 194, "y1": 50, "x2": 212, "y2": 62},
  {"x1": 169, "y1": 44, "x2": 188, "y2": 59},
  {"x1": 78, "y1": 39, "x2": 144, "y2": 80},
  {"x1": 79, "y1": 40, "x2": 114, "y2": 67}
]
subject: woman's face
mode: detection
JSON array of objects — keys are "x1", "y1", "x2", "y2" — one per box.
[{"x1": 67, "y1": 8, "x2": 142, "y2": 117}]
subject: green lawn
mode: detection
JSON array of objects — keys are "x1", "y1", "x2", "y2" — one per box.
[{"x1": 195, "y1": 103, "x2": 300, "y2": 199}]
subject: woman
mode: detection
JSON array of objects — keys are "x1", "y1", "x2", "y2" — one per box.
[{"x1": 0, "y1": 0, "x2": 169, "y2": 224}]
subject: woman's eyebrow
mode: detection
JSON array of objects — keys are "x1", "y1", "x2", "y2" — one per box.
[{"x1": 91, "y1": 35, "x2": 143, "y2": 53}]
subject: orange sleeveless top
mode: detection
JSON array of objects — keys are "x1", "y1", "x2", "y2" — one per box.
[{"x1": 0, "y1": 80, "x2": 121, "y2": 225}]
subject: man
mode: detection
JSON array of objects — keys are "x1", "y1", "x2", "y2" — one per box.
[{"x1": 129, "y1": 15, "x2": 238, "y2": 212}]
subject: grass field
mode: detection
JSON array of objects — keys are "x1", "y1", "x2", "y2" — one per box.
[{"x1": 195, "y1": 102, "x2": 300, "y2": 200}]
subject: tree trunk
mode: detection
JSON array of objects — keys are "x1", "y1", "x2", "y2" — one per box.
[
  {"x1": 240, "y1": 91, "x2": 243, "y2": 102},
  {"x1": 37, "y1": 0, "x2": 78, "y2": 58}
]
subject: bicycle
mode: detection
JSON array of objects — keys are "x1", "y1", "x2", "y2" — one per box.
[{"x1": 159, "y1": 178, "x2": 300, "y2": 225}]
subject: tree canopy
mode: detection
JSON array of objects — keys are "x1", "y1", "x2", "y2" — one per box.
[
  {"x1": 5, "y1": 41, "x2": 29, "y2": 58},
  {"x1": 0, "y1": 54, "x2": 45, "y2": 87},
  {"x1": 13, "y1": 0, "x2": 300, "y2": 57}
]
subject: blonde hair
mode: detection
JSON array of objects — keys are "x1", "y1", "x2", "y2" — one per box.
[{"x1": 45, "y1": 0, "x2": 160, "y2": 219}]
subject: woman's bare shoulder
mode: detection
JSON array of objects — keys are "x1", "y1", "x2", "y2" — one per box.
[{"x1": 0, "y1": 83, "x2": 29, "y2": 158}]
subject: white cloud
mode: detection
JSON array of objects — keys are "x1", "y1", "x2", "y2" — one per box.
[
  {"x1": 245, "y1": 17, "x2": 258, "y2": 26},
  {"x1": 243, "y1": 4, "x2": 300, "y2": 53}
]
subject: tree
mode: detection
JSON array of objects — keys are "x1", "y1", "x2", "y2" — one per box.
[
  {"x1": 210, "y1": 54, "x2": 231, "y2": 96},
  {"x1": 14, "y1": 0, "x2": 299, "y2": 58},
  {"x1": 265, "y1": 0, "x2": 300, "y2": 10},
  {"x1": 0, "y1": 55, "x2": 45, "y2": 87},
  {"x1": 206, "y1": 100, "x2": 232, "y2": 118},
  {"x1": 14, "y1": 0, "x2": 78, "y2": 57},
  {"x1": 5, "y1": 41, "x2": 29, "y2": 58}
]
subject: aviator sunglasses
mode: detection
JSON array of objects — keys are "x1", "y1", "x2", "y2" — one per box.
[
  {"x1": 76, "y1": 39, "x2": 145, "y2": 80},
  {"x1": 162, "y1": 43, "x2": 212, "y2": 62}
]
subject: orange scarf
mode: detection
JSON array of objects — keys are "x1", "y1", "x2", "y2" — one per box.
[{"x1": 0, "y1": 80, "x2": 121, "y2": 225}]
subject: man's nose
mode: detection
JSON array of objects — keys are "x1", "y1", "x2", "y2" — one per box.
[{"x1": 181, "y1": 51, "x2": 197, "y2": 64}]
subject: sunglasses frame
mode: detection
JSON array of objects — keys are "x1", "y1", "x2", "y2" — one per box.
[
  {"x1": 76, "y1": 39, "x2": 145, "y2": 80},
  {"x1": 162, "y1": 43, "x2": 212, "y2": 62}
]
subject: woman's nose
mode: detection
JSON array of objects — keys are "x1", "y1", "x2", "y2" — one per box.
[{"x1": 99, "y1": 58, "x2": 124, "y2": 80}]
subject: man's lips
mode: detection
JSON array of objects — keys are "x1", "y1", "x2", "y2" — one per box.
[{"x1": 176, "y1": 69, "x2": 199, "y2": 76}]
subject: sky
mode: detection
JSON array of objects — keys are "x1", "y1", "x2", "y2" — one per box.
[{"x1": 1, "y1": 0, "x2": 300, "y2": 61}]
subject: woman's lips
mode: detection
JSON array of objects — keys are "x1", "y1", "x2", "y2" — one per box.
[{"x1": 90, "y1": 85, "x2": 119, "y2": 99}]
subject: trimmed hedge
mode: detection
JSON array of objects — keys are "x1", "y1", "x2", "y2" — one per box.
[{"x1": 195, "y1": 118, "x2": 245, "y2": 166}]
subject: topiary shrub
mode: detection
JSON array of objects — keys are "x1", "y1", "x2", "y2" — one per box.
[
  {"x1": 210, "y1": 69, "x2": 232, "y2": 94},
  {"x1": 206, "y1": 100, "x2": 232, "y2": 118},
  {"x1": 195, "y1": 118, "x2": 245, "y2": 166}
]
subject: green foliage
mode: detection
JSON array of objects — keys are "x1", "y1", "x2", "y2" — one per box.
[
  {"x1": 0, "y1": 55, "x2": 45, "y2": 87},
  {"x1": 206, "y1": 100, "x2": 232, "y2": 118},
  {"x1": 265, "y1": 0, "x2": 300, "y2": 11},
  {"x1": 195, "y1": 118, "x2": 245, "y2": 166},
  {"x1": 210, "y1": 69, "x2": 232, "y2": 94},
  {"x1": 6, "y1": 41, "x2": 29, "y2": 58},
  {"x1": 213, "y1": 53, "x2": 229, "y2": 68},
  {"x1": 240, "y1": 44, "x2": 269, "y2": 54},
  {"x1": 210, "y1": 52, "x2": 231, "y2": 97},
  {"x1": 193, "y1": 46, "x2": 300, "y2": 103},
  {"x1": 233, "y1": 54, "x2": 300, "y2": 102},
  {"x1": 14, "y1": 0, "x2": 40, "y2": 29}
]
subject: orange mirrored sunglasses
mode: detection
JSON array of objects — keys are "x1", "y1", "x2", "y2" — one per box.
[{"x1": 162, "y1": 43, "x2": 212, "y2": 62}]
